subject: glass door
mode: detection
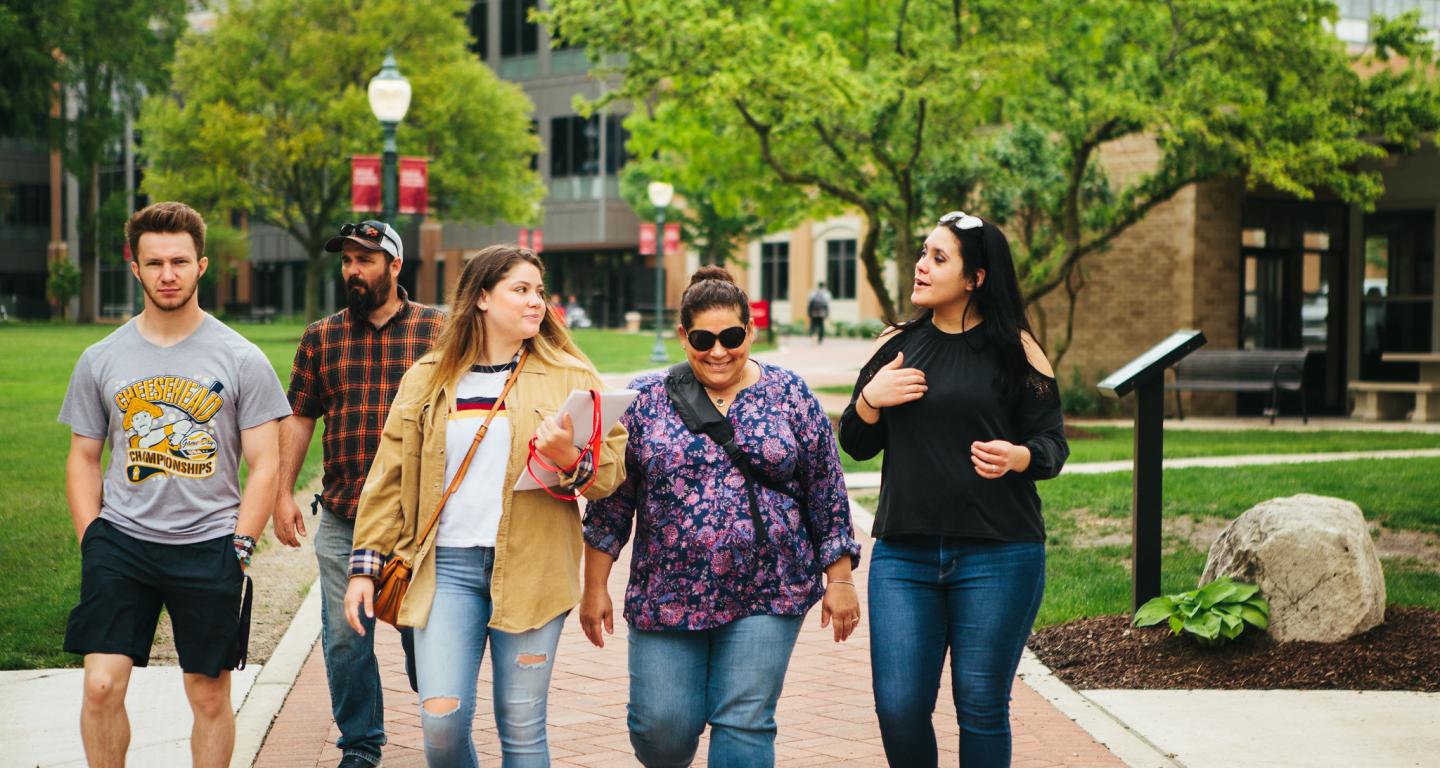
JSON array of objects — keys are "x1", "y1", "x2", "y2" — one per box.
[
  {"x1": 1239, "y1": 199, "x2": 1349, "y2": 413},
  {"x1": 1360, "y1": 210, "x2": 1435, "y2": 381}
]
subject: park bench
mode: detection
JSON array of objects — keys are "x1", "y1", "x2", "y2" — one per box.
[
  {"x1": 1166, "y1": 349, "x2": 1310, "y2": 425},
  {"x1": 1348, "y1": 381, "x2": 1440, "y2": 422}
]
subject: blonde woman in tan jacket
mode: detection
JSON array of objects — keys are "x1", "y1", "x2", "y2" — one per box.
[{"x1": 342, "y1": 245, "x2": 626, "y2": 767}]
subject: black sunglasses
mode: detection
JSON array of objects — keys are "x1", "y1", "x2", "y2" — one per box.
[
  {"x1": 687, "y1": 326, "x2": 747, "y2": 351},
  {"x1": 340, "y1": 220, "x2": 400, "y2": 249}
]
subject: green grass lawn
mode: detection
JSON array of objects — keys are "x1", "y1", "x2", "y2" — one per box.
[
  {"x1": 0, "y1": 320, "x2": 772, "y2": 668},
  {"x1": 856, "y1": 457, "x2": 1440, "y2": 630},
  {"x1": 838, "y1": 426, "x2": 1440, "y2": 474},
  {"x1": 0, "y1": 322, "x2": 325, "y2": 668}
]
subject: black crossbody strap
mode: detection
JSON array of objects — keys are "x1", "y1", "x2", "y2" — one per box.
[
  {"x1": 664, "y1": 363, "x2": 770, "y2": 546},
  {"x1": 664, "y1": 363, "x2": 820, "y2": 552}
]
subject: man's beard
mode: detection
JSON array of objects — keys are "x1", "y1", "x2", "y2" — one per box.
[
  {"x1": 141, "y1": 279, "x2": 198, "y2": 312},
  {"x1": 347, "y1": 268, "x2": 393, "y2": 314}
]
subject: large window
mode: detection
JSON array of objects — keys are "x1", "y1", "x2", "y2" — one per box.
[
  {"x1": 499, "y1": 0, "x2": 538, "y2": 57},
  {"x1": 604, "y1": 115, "x2": 630, "y2": 175},
  {"x1": 466, "y1": 1, "x2": 489, "y2": 59},
  {"x1": 0, "y1": 182, "x2": 50, "y2": 229},
  {"x1": 550, "y1": 115, "x2": 600, "y2": 178},
  {"x1": 826, "y1": 238, "x2": 857, "y2": 300},
  {"x1": 760, "y1": 241, "x2": 789, "y2": 301}
]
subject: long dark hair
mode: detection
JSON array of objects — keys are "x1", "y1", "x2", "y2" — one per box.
[{"x1": 867, "y1": 217, "x2": 1040, "y2": 399}]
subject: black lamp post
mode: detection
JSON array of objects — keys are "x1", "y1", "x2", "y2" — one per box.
[{"x1": 647, "y1": 181, "x2": 674, "y2": 364}]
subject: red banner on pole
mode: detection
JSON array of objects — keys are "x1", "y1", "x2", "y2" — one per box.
[
  {"x1": 517, "y1": 229, "x2": 530, "y2": 249},
  {"x1": 351, "y1": 155, "x2": 381, "y2": 213},
  {"x1": 749, "y1": 300, "x2": 770, "y2": 329},
  {"x1": 663, "y1": 222, "x2": 680, "y2": 254},
  {"x1": 532, "y1": 229, "x2": 544, "y2": 253},
  {"x1": 639, "y1": 223, "x2": 656, "y2": 255},
  {"x1": 397, "y1": 156, "x2": 428, "y2": 215}
]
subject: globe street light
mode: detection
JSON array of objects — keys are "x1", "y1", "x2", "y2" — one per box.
[
  {"x1": 647, "y1": 181, "x2": 675, "y2": 364},
  {"x1": 368, "y1": 50, "x2": 412, "y2": 224}
]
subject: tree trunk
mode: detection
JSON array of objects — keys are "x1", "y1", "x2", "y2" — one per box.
[
  {"x1": 304, "y1": 251, "x2": 327, "y2": 323},
  {"x1": 77, "y1": 163, "x2": 100, "y2": 323},
  {"x1": 893, "y1": 210, "x2": 918, "y2": 319},
  {"x1": 857, "y1": 212, "x2": 898, "y2": 324}
]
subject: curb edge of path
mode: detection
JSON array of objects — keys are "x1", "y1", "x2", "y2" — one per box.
[
  {"x1": 231, "y1": 576, "x2": 322, "y2": 768},
  {"x1": 1017, "y1": 650, "x2": 1183, "y2": 768}
]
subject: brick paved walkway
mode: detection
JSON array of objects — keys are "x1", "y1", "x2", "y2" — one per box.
[{"x1": 254, "y1": 529, "x2": 1121, "y2": 767}]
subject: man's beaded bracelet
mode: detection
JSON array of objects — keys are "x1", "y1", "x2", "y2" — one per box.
[{"x1": 233, "y1": 534, "x2": 257, "y2": 566}]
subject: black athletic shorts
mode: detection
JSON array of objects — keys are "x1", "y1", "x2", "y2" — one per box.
[{"x1": 64, "y1": 518, "x2": 244, "y2": 678}]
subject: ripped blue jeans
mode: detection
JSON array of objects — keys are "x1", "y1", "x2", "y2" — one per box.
[{"x1": 414, "y1": 546, "x2": 565, "y2": 768}]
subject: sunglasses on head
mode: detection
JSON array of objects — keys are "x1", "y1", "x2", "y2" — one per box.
[
  {"x1": 340, "y1": 220, "x2": 399, "y2": 249},
  {"x1": 939, "y1": 211, "x2": 983, "y2": 230},
  {"x1": 687, "y1": 326, "x2": 747, "y2": 351}
]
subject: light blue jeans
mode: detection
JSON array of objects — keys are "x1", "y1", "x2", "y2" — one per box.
[
  {"x1": 627, "y1": 614, "x2": 804, "y2": 768},
  {"x1": 414, "y1": 546, "x2": 564, "y2": 768}
]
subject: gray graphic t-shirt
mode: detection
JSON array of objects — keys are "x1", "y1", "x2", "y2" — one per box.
[{"x1": 58, "y1": 315, "x2": 291, "y2": 544}]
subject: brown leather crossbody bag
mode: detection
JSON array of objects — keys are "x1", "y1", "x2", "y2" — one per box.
[{"x1": 373, "y1": 350, "x2": 528, "y2": 627}]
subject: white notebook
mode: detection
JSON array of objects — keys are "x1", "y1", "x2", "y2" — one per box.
[{"x1": 513, "y1": 388, "x2": 639, "y2": 491}]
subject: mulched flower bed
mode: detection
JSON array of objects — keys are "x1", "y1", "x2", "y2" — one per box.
[{"x1": 1028, "y1": 606, "x2": 1440, "y2": 691}]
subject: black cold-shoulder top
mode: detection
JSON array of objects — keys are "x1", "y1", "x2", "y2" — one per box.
[{"x1": 838, "y1": 318, "x2": 1069, "y2": 542}]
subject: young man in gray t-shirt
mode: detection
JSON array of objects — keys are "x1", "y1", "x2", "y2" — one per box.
[{"x1": 57, "y1": 202, "x2": 290, "y2": 768}]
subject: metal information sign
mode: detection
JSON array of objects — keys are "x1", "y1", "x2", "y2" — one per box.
[{"x1": 1098, "y1": 329, "x2": 1207, "y2": 611}]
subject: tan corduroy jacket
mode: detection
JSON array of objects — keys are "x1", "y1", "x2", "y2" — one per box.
[{"x1": 351, "y1": 349, "x2": 627, "y2": 631}]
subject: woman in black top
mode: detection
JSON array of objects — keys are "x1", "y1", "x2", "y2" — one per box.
[{"x1": 839, "y1": 211, "x2": 1068, "y2": 767}]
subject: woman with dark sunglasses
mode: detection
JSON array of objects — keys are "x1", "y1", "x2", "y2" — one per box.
[
  {"x1": 839, "y1": 213, "x2": 1069, "y2": 767},
  {"x1": 581, "y1": 266, "x2": 862, "y2": 767}
]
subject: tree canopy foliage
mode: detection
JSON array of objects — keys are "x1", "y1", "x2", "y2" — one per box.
[
  {"x1": 548, "y1": 0, "x2": 1440, "y2": 357},
  {"x1": 141, "y1": 0, "x2": 543, "y2": 320}
]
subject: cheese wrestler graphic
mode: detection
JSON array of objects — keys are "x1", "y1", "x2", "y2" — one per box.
[{"x1": 119, "y1": 377, "x2": 222, "y2": 483}]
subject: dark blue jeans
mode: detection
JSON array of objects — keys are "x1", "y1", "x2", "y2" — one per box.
[{"x1": 868, "y1": 537, "x2": 1045, "y2": 768}]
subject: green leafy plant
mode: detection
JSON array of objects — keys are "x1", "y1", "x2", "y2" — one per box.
[
  {"x1": 47, "y1": 259, "x2": 82, "y2": 321},
  {"x1": 1133, "y1": 576, "x2": 1270, "y2": 646}
]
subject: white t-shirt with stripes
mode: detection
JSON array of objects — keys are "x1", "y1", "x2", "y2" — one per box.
[{"x1": 434, "y1": 360, "x2": 515, "y2": 548}]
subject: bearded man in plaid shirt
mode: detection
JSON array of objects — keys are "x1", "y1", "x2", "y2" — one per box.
[{"x1": 273, "y1": 220, "x2": 444, "y2": 768}]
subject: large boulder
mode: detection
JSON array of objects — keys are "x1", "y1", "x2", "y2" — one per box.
[{"x1": 1201, "y1": 494, "x2": 1385, "y2": 643}]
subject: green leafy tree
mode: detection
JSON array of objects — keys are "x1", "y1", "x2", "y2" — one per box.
[
  {"x1": 548, "y1": 0, "x2": 1440, "y2": 342},
  {"x1": 47, "y1": 258, "x2": 81, "y2": 321},
  {"x1": 546, "y1": 0, "x2": 1007, "y2": 322},
  {"x1": 140, "y1": 0, "x2": 543, "y2": 321},
  {"x1": 948, "y1": 1, "x2": 1440, "y2": 361},
  {"x1": 48, "y1": 0, "x2": 188, "y2": 322},
  {"x1": 617, "y1": 104, "x2": 822, "y2": 268},
  {"x1": 0, "y1": 0, "x2": 57, "y2": 137}
]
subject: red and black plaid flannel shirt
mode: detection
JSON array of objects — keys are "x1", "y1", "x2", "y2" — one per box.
[{"x1": 287, "y1": 289, "x2": 446, "y2": 520}]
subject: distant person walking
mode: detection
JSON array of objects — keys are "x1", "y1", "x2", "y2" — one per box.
[
  {"x1": 59, "y1": 202, "x2": 290, "y2": 768},
  {"x1": 807, "y1": 282, "x2": 831, "y2": 344},
  {"x1": 839, "y1": 211, "x2": 1069, "y2": 767},
  {"x1": 274, "y1": 219, "x2": 444, "y2": 768}
]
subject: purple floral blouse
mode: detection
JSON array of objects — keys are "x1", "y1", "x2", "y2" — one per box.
[{"x1": 583, "y1": 362, "x2": 861, "y2": 631}]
